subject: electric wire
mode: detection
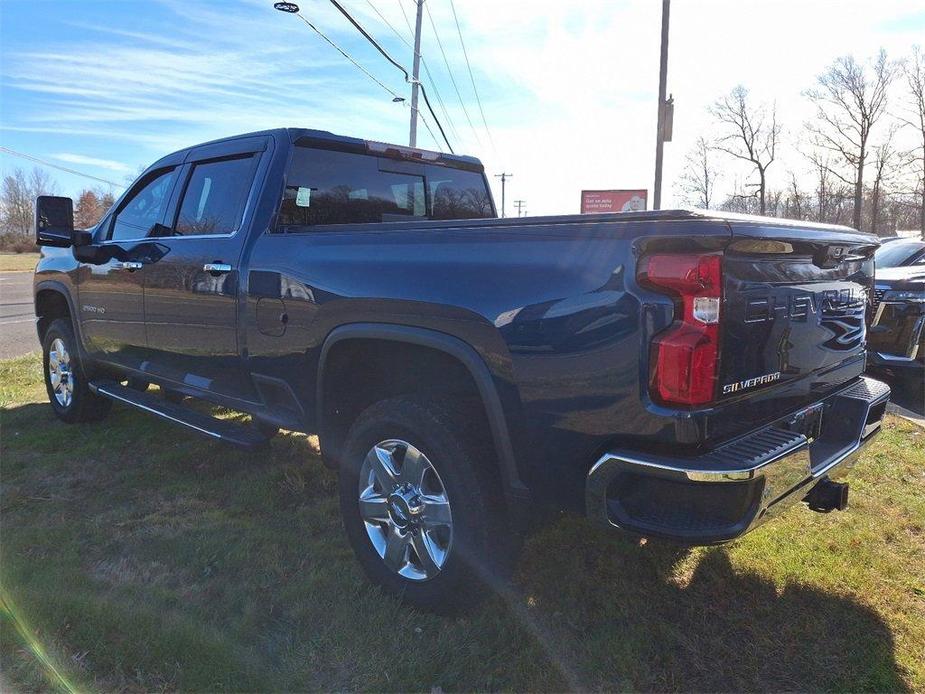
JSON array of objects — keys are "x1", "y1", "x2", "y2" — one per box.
[
  {"x1": 364, "y1": 0, "x2": 461, "y2": 143},
  {"x1": 447, "y1": 0, "x2": 494, "y2": 150},
  {"x1": 396, "y1": 0, "x2": 414, "y2": 36},
  {"x1": 326, "y1": 0, "x2": 454, "y2": 152},
  {"x1": 367, "y1": 0, "x2": 413, "y2": 46},
  {"x1": 422, "y1": 0, "x2": 481, "y2": 147},
  {"x1": 0, "y1": 147, "x2": 123, "y2": 187},
  {"x1": 291, "y1": 11, "x2": 444, "y2": 151},
  {"x1": 292, "y1": 12, "x2": 405, "y2": 101}
]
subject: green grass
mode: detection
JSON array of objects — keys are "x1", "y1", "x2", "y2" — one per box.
[
  {"x1": 0, "y1": 252, "x2": 39, "y2": 272},
  {"x1": 2, "y1": 352, "x2": 923, "y2": 691}
]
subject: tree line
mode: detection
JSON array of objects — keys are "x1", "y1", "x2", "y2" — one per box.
[
  {"x1": 0, "y1": 169, "x2": 115, "y2": 252},
  {"x1": 675, "y1": 46, "x2": 925, "y2": 239}
]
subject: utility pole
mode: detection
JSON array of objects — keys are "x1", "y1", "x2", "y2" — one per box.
[
  {"x1": 514, "y1": 200, "x2": 526, "y2": 217},
  {"x1": 494, "y1": 172, "x2": 512, "y2": 218},
  {"x1": 652, "y1": 0, "x2": 671, "y2": 210},
  {"x1": 408, "y1": 0, "x2": 425, "y2": 147}
]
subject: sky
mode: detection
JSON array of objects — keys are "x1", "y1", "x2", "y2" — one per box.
[{"x1": 1, "y1": 0, "x2": 924, "y2": 216}]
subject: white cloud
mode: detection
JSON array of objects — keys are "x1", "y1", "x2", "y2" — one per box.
[
  {"x1": 442, "y1": 0, "x2": 925, "y2": 214},
  {"x1": 53, "y1": 153, "x2": 130, "y2": 173}
]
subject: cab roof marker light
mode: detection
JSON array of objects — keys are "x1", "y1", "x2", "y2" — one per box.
[{"x1": 366, "y1": 141, "x2": 440, "y2": 161}]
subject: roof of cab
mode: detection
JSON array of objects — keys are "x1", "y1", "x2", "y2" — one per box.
[{"x1": 147, "y1": 127, "x2": 483, "y2": 172}]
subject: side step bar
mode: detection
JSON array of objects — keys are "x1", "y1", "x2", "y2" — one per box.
[{"x1": 89, "y1": 380, "x2": 268, "y2": 449}]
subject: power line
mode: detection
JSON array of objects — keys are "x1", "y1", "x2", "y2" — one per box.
[
  {"x1": 447, "y1": 0, "x2": 494, "y2": 149},
  {"x1": 291, "y1": 11, "x2": 444, "y2": 151},
  {"x1": 325, "y1": 0, "x2": 454, "y2": 152},
  {"x1": 365, "y1": 0, "x2": 461, "y2": 143},
  {"x1": 0, "y1": 147, "x2": 123, "y2": 187},
  {"x1": 397, "y1": 0, "x2": 415, "y2": 36},
  {"x1": 367, "y1": 0, "x2": 412, "y2": 44},
  {"x1": 419, "y1": 53, "x2": 461, "y2": 144},
  {"x1": 291, "y1": 12, "x2": 406, "y2": 102},
  {"x1": 423, "y1": 0, "x2": 482, "y2": 147}
]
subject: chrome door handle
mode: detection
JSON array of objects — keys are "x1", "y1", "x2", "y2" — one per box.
[
  {"x1": 114, "y1": 261, "x2": 143, "y2": 271},
  {"x1": 203, "y1": 263, "x2": 232, "y2": 274}
]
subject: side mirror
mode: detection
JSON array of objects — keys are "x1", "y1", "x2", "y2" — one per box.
[{"x1": 35, "y1": 195, "x2": 74, "y2": 247}]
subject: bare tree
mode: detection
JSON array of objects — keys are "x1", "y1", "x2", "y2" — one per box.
[
  {"x1": 99, "y1": 189, "x2": 116, "y2": 211},
  {"x1": 805, "y1": 50, "x2": 896, "y2": 231},
  {"x1": 783, "y1": 171, "x2": 807, "y2": 220},
  {"x1": 803, "y1": 148, "x2": 854, "y2": 224},
  {"x1": 74, "y1": 190, "x2": 103, "y2": 230},
  {"x1": 675, "y1": 136, "x2": 720, "y2": 208},
  {"x1": 898, "y1": 45, "x2": 925, "y2": 238},
  {"x1": 867, "y1": 126, "x2": 901, "y2": 235},
  {"x1": 710, "y1": 86, "x2": 780, "y2": 215},
  {"x1": 0, "y1": 167, "x2": 57, "y2": 244}
]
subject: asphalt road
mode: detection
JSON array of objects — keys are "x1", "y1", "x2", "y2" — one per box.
[{"x1": 0, "y1": 272, "x2": 38, "y2": 359}]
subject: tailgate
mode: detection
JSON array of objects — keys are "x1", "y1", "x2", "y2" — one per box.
[{"x1": 719, "y1": 220, "x2": 878, "y2": 402}]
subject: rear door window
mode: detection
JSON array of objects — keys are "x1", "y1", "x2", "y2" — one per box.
[
  {"x1": 173, "y1": 155, "x2": 256, "y2": 236},
  {"x1": 281, "y1": 148, "x2": 425, "y2": 226}
]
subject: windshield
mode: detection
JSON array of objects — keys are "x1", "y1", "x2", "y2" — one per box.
[
  {"x1": 279, "y1": 146, "x2": 494, "y2": 227},
  {"x1": 875, "y1": 241, "x2": 925, "y2": 268}
]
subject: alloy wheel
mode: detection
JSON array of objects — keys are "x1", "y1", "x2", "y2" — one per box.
[
  {"x1": 358, "y1": 439, "x2": 453, "y2": 581},
  {"x1": 48, "y1": 338, "x2": 74, "y2": 408}
]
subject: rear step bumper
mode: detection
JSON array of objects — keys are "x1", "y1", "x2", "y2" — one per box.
[
  {"x1": 89, "y1": 380, "x2": 268, "y2": 449},
  {"x1": 586, "y1": 376, "x2": 891, "y2": 544}
]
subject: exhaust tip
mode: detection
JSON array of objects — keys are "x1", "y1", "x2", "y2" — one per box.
[{"x1": 804, "y1": 478, "x2": 849, "y2": 513}]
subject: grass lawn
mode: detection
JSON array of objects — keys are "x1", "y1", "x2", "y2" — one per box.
[
  {"x1": 2, "y1": 352, "x2": 924, "y2": 691},
  {"x1": 0, "y1": 252, "x2": 39, "y2": 273}
]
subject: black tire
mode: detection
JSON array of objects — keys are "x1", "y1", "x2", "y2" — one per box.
[
  {"x1": 338, "y1": 397, "x2": 508, "y2": 613},
  {"x1": 42, "y1": 318, "x2": 111, "y2": 424}
]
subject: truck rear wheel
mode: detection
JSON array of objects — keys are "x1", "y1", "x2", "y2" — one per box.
[
  {"x1": 338, "y1": 397, "x2": 506, "y2": 613},
  {"x1": 42, "y1": 318, "x2": 111, "y2": 423}
]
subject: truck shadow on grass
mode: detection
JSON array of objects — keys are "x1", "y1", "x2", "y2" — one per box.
[
  {"x1": 0, "y1": 401, "x2": 913, "y2": 692},
  {"x1": 514, "y1": 523, "x2": 910, "y2": 691}
]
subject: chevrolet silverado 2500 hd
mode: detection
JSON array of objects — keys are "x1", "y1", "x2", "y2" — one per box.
[{"x1": 32, "y1": 128, "x2": 890, "y2": 610}]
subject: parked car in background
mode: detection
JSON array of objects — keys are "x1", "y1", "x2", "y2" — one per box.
[
  {"x1": 868, "y1": 264, "x2": 925, "y2": 383},
  {"x1": 31, "y1": 128, "x2": 890, "y2": 612},
  {"x1": 874, "y1": 239, "x2": 925, "y2": 268}
]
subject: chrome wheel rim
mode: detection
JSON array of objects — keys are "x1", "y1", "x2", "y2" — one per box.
[
  {"x1": 358, "y1": 439, "x2": 453, "y2": 581},
  {"x1": 48, "y1": 338, "x2": 74, "y2": 408}
]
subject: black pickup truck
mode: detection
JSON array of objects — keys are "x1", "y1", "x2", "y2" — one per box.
[{"x1": 33, "y1": 128, "x2": 890, "y2": 610}]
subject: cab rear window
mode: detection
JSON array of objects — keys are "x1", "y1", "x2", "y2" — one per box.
[{"x1": 278, "y1": 147, "x2": 493, "y2": 227}]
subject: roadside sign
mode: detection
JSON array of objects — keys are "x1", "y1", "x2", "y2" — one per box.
[{"x1": 580, "y1": 189, "x2": 648, "y2": 214}]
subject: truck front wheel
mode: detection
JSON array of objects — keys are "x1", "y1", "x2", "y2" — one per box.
[
  {"x1": 42, "y1": 318, "x2": 111, "y2": 423},
  {"x1": 338, "y1": 397, "x2": 506, "y2": 613}
]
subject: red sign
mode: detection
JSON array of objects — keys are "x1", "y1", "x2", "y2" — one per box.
[{"x1": 580, "y1": 189, "x2": 648, "y2": 214}]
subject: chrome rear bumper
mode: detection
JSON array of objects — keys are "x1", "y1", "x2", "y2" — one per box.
[{"x1": 586, "y1": 376, "x2": 891, "y2": 544}]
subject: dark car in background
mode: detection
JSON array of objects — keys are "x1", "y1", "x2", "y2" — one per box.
[
  {"x1": 868, "y1": 264, "x2": 925, "y2": 386},
  {"x1": 874, "y1": 239, "x2": 925, "y2": 269}
]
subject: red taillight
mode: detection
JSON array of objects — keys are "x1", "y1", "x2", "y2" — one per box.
[{"x1": 638, "y1": 254, "x2": 722, "y2": 407}]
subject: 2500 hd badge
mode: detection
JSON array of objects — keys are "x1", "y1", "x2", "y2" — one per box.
[{"x1": 723, "y1": 371, "x2": 782, "y2": 395}]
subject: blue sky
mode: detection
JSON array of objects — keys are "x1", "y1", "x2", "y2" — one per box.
[{"x1": 2, "y1": 0, "x2": 924, "y2": 214}]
